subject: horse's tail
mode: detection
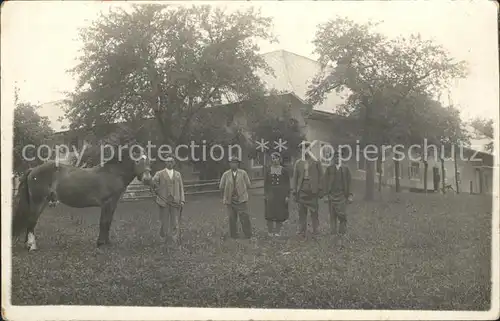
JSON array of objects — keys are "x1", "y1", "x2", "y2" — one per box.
[{"x1": 12, "y1": 169, "x2": 32, "y2": 237}]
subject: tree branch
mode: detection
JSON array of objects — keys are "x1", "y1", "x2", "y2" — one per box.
[
  {"x1": 174, "y1": 87, "x2": 219, "y2": 144},
  {"x1": 390, "y1": 69, "x2": 434, "y2": 110}
]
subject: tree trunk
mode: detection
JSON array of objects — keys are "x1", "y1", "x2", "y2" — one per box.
[
  {"x1": 394, "y1": 159, "x2": 401, "y2": 193},
  {"x1": 454, "y1": 144, "x2": 460, "y2": 194},
  {"x1": 441, "y1": 158, "x2": 446, "y2": 194},
  {"x1": 365, "y1": 159, "x2": 375, "y2": 201},
  {"x1": 377, "y1": 155, "x2": 382, "y2": 192},
  {"x1": 362, "y1": 97, "x2": 375, "y2": 201},
  {"x1": 150, "y1": 96, "x2": 176, "y2": 148},
  {"x1": 423, "y1": 161, "x2": 428, "y2": 194},
  {"x1": 154, "y1": 116, "x2": 174, "y2": 145}
]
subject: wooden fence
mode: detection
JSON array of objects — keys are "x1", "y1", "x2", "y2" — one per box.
[
  {"x1": 12, "y1": 178, "x2": 264, "y2": 202},
  {"x1": 123, "y1": 179, "x2": 221, "y2": 201}
]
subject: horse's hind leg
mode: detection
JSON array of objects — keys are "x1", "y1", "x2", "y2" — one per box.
[
  {"x1": 25, "y1": 199, "x2": 49, "y2": 251},
  {"x1": 47, "y1": 191, "x2": 59, "y2": 207}
]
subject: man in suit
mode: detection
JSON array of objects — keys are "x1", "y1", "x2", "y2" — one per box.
[
  {"x1": 151, "y1": 154, "x2": 185, "y2": 247},
  {"x1": 219, "y1": 156, "x2": 253, "y2": 239},
  {"x1": 292, "y1": 142, "x2": 323, "y2": 237},
  {"x1": 323, "y1": 151, "x2": 353, "y2": 235}
]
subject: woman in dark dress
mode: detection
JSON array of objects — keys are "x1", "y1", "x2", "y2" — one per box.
[{"x1": 264, "y1": 152, "x2": 291, "y2": 237}]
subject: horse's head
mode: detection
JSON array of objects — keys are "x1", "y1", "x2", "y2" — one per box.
[{"x1": 130, "y1": 148, "x2": 152, "y2": 184}]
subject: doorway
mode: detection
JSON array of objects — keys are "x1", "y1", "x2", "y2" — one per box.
[{"x1": 474, "y1": 168, "x2": 483, "y2": 194}]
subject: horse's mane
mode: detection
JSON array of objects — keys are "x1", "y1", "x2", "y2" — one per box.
[
  {"x1": 70, "y1": 124, "x2": 144, "y2": 168},
  {"x1": 102, "y1": 147, "x2": 137, "y2": 165},
  {"x1": 77, "y1": 144, "x2": 140, "y2": 167}
]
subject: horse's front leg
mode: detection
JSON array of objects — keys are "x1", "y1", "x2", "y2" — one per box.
[
  {"x1": 25, "y1": 199, "x2": 49, "y2": 251},
  {"x1": 96, "y1": 197, "x2": 119, "y2": 247}
]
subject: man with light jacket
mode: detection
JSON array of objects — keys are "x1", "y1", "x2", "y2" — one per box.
[
  {"x1": 219, "y1": 156, "x2": 252, "y2": 239},
  {"x1": 151, "y1": 154, "x2": 185, "y2": 247}
]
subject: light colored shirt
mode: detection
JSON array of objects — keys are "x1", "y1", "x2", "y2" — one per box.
[
  {"x1": 335, "y1": 164, "x2": 341, "y2": 171},
  {"x1": 166, "y1": 168, "x2": 174, "y2": 179}
]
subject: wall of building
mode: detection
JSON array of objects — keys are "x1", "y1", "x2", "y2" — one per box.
[
  {"x1": 301, "y1": 120, "x2": 494, "y2": 196},
  {"x1": 403, "y1": 150, "x2": 493, "y2": 195}
]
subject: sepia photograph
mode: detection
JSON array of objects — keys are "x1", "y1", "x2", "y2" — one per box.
[{"x1": 1, "y1": 0, "x2": 499, "y2": 320}]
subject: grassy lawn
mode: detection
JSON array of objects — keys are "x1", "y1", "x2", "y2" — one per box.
[{"x1": 11, "y1": 191, "x2": 492, "y2": 310}]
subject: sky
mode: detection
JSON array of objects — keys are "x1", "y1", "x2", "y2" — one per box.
[{"x1": 1, "y1": 0, "x2": 499, "y2": 131}]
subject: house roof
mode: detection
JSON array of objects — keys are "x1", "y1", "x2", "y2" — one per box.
[
  {"x1": 257, "y1": 50, "x2": 345, "y2": 111},
  {"x1": 463, "y1": 124, "x2": 494, "y2": 155},
  {"x1": 38, "y1": 100, "x2": 69, "y2": 132},
  {"x1": 468, "y1": 138, "x2": 493, "y2": 155},
  {"x1": 50, "y1": 92, "x2": 308, "y2": 135},
  {"x1": 308, "y1": 109, "x2": 347, "y2": 121}
]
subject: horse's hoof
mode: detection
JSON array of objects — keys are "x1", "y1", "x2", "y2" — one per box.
[{"x1": 26, "y1": 243, "x2": 38, "y2": 251}]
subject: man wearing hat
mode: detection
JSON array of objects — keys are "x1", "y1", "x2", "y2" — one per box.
[
  {"x1": 292, "y1": 141, "x2": 323, "y2": 237},
  {"x1": 323, "y1": 149, "x2": 353, "y2": 235},
  {"x1": 151, "y1": 154, "x2": 185, "y2": 247},
  {"x1": 219, "y1": 156, "x2": 253, "y2": 239}
]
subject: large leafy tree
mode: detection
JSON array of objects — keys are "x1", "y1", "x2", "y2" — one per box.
[
  {"x1": 13, "y1": 89, "x2": 54, "y2": 175},
  {"x1": 184, "y1": 94, "x2": 306, "y2": 178},
  {"x1": 183, "y1": 106, "x2": 251, "y2": 180},
  {"x1": 249, "y1": 112, "x2": 306, "y2": 167},
  {"x1": 67, "y1": 4, "x2": 276, "y2": 146},
  {"x1": 307, "y1": 17, "x2": 468, "y2": 200},
  {"x1": 251, "y1": 115, "x2": 304, "y2": 152}
]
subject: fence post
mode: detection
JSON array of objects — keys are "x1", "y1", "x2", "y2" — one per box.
[{"x1": 470, "y1": 180, "x2": 473, "y2": 194}]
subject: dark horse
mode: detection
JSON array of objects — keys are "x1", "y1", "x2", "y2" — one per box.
[{"x1": 12, "y1": 147, "x2": 152, "y2": 251}]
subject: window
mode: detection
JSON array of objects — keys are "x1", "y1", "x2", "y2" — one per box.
[
  {"x1": 251, "y1": 153, "x2": 266, "y2": 178},
  {"x1": 409, "y1": 161, "x2": 420, "y2": 180},
  {"x1": 357, "y1": 153, "x2": 366, "y2": 171},
  {"x1": 192, "y1": 162, "x2": 201, "y2": 175},
  {"x1": 210, "y1": 146, "x2": 223, "y2": 160},
  {"x1": 251, "y1": 153, "x2": 266, "y2": 168},
  {"x1": 252, "y1": 167, "x2": 265, "y2": 179},
  {"x1": 393, "y1": 161, "x2": 403, "y2": 179},
  {"x1": 470, "y1": 159, "x2": 483, "y2": 167},
  {"x1": 283, "y1": 155, "x2": 293, "y2": 166},
  {"x1": 55, "y1": 145, "x2": 66, "y2": 157},
  {"x1": 226, "y1": 114, "x2": 234, "y2": 127},
  {"x1": 376, "y1": 158, "x2": 384, "y2": 175},
  {"x1": 70, "y1": 136, "x2": 79, "y2": 150}
]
